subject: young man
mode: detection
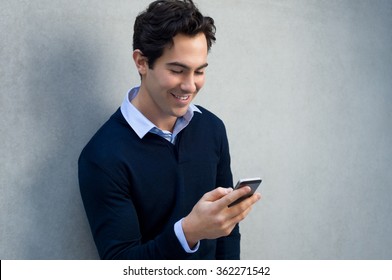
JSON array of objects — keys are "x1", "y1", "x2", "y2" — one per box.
[{"x1": 78, "y1": 0, "x2": 260, "y2": 260}]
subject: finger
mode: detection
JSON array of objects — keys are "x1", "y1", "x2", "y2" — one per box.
[
  {"x1": 202, "y1": 187, "x2": 233, "y2": 202},
  {"x1": 216, "y1": 186, "x2": 252, "y2": 208},
  {"x1": 234, "y1": 192, "x2": 261, "y2": 209},
  {"x1": 225, "y1": 192, "x2": 261, "y2": 219},
  {"x1": 218, "y1": 203, "x2": 255, "y2": 235},
  {"x1": 229, "y1": 203, "x2": 253, "y2": 224}
]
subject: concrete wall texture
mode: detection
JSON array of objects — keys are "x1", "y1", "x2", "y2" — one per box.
[{"x1": 1, "y1": 0, "x2": 391, "y2": 259}]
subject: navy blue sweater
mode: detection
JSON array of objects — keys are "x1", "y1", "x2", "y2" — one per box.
[{"x1": 78, "y1": 106, "x2": 240, "y2": 259}]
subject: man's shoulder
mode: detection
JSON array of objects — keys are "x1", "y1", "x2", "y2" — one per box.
[
  {"x1": 187, "y1": 105, "x2": 228, "y2": 141},
  {"x1": 79, "y1": 108, "x2": 137, "y2": 163},
  {"x1": 194, "y1": 105, "x2": 225, "y2": 127}
]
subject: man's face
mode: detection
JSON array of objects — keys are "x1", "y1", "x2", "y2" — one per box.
[{"x1": 136, "y1": 32, "x2": 208, "y2": 129}]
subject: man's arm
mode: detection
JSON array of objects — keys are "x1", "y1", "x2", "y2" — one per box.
[
  {"x1": 181, "y1": 119, "x2": 261, "y2": 259},
  {"x1": 78, "y1": 156, "x2": 190, "y2": 260}
]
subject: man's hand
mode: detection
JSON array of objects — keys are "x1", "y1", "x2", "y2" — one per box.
[{"x1": 182, "y1": 186, "x2": 261, "y2": 248}]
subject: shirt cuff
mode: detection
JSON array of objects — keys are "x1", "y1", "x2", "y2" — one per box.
[{"x1": 174, "y1": 218, "x2": 200, "y2": 253}]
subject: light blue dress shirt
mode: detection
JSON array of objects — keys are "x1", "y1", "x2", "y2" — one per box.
[{"x1": 120, "y1": 86, "x2": 201, "y2": 253}]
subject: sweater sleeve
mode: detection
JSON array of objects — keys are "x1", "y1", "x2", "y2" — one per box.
[
  {"x1": 78, "y1": 155, "x2": 190, "y2": 260},
  {"x1": 214, "y1": 121, "x2": 241, "y2": 260}
]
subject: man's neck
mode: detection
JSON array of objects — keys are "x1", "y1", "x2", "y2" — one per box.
[{"x1": 131, "y1": 93, "x2": 177, "y2": 132}]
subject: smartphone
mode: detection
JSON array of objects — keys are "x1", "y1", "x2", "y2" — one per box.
[{"x1": 228, "y1": 177, "x2": 262, "y2": 207}]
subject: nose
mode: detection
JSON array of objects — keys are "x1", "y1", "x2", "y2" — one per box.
[{"x1": 180, "y1": 74, "x2": 197, "y2": 93}]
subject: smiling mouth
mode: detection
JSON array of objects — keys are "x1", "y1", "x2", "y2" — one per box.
[{"x1": 171, "y1": 93, "x2": 190, "y2": 101}]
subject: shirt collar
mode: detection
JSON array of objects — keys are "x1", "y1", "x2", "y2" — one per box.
[{"x1": 120, "y1": 86, "x2": 201, "y2": 140}]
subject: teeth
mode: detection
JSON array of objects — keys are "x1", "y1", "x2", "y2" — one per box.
[{"x1": 172, "y1": 94, "x2": 189, "y2": 101}]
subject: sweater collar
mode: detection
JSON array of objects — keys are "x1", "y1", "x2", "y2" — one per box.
[{"x1": 120, "y1": 86, "x2": 201, "y2": 140}]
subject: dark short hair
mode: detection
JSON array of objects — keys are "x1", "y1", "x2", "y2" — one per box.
[{"x1": 133, "y1": 0, "x2": 216, "y2": 68}]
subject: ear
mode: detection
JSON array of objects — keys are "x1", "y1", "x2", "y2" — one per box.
[{"x1": 133, "y1": 50, "x2": 148, "y2": 76}]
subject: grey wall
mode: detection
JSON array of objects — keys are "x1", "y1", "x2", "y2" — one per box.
[{"x1": 1, "y1": 0, "x2": 391, "y2": 259}]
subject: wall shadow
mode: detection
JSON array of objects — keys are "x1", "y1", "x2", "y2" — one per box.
[{"x1": 19, "y1": 16, "x2": 116, "y2": 259}]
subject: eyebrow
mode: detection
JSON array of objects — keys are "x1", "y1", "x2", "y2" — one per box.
[{"x1": 166, "y1": 62, "x2": 209, "y2": 70}]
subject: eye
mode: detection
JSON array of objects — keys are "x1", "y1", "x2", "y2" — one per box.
[
  {"x1": 195, "y1": 70, "x2": 204, "y2": 75},
  {"x1": 170, "y1": 69, "x2": 183, "y2": 74}
]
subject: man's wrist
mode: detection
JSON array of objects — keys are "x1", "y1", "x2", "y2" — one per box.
[
  {"x1": 181, "y1": 216, "x2": 200, "y2": 248},
  {"x1": 174, "y1": 218, "x2": 200, "y2": 253}
]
